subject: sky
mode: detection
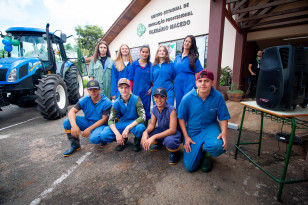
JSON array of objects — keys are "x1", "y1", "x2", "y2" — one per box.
[{"x1": 0, "y1": 0, "x2": 132, "y2": 36}]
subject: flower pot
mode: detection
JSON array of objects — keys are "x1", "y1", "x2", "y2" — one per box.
[
  {"x1": 227, "y1": 91, "x2": 243, "y2": 102},
  {"x1": 219, "y1": 86, "x2": 230, "y2": 101}
]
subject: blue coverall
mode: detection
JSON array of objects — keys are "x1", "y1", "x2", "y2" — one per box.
[
  {"x1": 128, "y1": 59, "x2": 152, "y2": 120},
  {"x1": 63, "y1": 94, "x2": 112, "y2": 145},
  {"x1": 111, "y1": 62, "x2": 131, "y2": 99},
  {"x1": 149, "y1": 103, "x2": 182, "y2": 151},
  {"x1": 173, "y1": 54, "x2": 203, "y2": 110},
  {"x1": 177, "y1": 88, "x2": 230, "y2": 172},
  {"x1": 150, "y1": 62, "x2": 176, "y2": 106},
  {"x1": 100, "y1": 94, "x2": 146, "y2": 142}
]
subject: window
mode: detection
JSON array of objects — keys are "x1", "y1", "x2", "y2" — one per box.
[
  {"x1": 159, "y1": 35, "x2": 208, "y2": 68},
  {"x1": 130, "y1": 47, "x2": 141, "y2": 61}
]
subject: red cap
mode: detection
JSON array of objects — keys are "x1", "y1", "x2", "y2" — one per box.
[{"x1": 196, "y1": 70, "x2": 214, "y2": 81}]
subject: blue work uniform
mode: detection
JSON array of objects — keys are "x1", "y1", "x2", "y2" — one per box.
[
  {"x1": 100, "y1": 94, "x2": 146, "y2": 143},
  {"x1": 63, "y1": 94, "x2": 112, "y2": 144},
  {"x1": 177, "y1": 88, "x2": 230, "y2": 172},
  {"x1": 174, "y1": 54, "x2": 203, "y2": 110},
  {"x1": 150, "y1": 62, "x2": 176, "y2": 106},
  {"x1": 149, "y1": 103, "x2": 182, "y2": 151},
  {"x1": 111, "y1": 61, "x2": 131, "y2": 99},
  {"x1": 128, "y1": 59, "x2": 152, "y2": 120}
]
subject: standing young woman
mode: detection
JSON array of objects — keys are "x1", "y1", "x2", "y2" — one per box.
[
  {"x1": 128, "y1": 45, "x2": 152, "y2": 121},
  {"x1": 88, "y1": 41, "x2": 113, "y2": 99},
  {"x1": 174, "y1": 35, "x2": 203, "y2": 109},
  {"x1": 151, "y1": 46, "x2": 176, "y2": 106},
  {"x1": 111, "y1": 44, "x2": 133, "y2": 100}
]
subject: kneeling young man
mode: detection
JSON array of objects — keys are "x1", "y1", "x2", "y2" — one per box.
[
  {"x1": 178, "y1": 70, "x2": 230, "y2": 172},
  {"x1": 141, "y1": 87, "x2": 182, "y2": 164},
  {"x1": 63, "y1": 80, "x2": 112, "y2": 157},
  {"x1": 101, "y1": 78, "x2": 146, "y2": 152}
]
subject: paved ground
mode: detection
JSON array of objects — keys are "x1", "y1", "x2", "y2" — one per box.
[{"x1": 0, "y1": 101, "x2": 307, "y2": 205}]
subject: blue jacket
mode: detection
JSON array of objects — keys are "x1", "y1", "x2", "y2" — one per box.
[
  {"x1": 113, "y1": 94, "x2": 140, "y2": 122},
  {"x1": 79, "y1": 94, "x2": 112, "y2": 124}
]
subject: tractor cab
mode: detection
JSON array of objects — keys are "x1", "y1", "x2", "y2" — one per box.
[{"x1": 0, "y1": 25, "x2": 87, "y2": 119}]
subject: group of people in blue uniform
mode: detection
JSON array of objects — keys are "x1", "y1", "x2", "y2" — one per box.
[{"x1": 62, "y1": 35, "x2": 230, "y2": 173}]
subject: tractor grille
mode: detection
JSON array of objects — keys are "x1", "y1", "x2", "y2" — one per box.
[
  {"x1": 0, "y1": 69, "x2": 8, "y2": 81},
  {"x1": 19, "y1": 64, "x2": 28, "y2": 79}
]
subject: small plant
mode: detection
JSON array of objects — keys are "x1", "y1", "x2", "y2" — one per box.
[
  {"x1": 83, "y1": 77, "x2": 89, "y2": 88},
  {"x1": 220, "y1": 66, "x2": 232, "y2": 86},
  {"x1": 228, "y1": 82, "x2": 244, "y2": 94}
]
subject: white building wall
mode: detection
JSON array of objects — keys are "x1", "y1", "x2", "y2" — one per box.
[{"x1": 109, "y1": 0, "x2": 235, "y2": 70}]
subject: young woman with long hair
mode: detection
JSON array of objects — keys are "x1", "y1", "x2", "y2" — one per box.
[
  {"x1": 150, "y1": 45, "x2": 176, "y2": 106},
  {"x1": 128, "y1": 45, "x2": 152, "y2": 122},
  {"x1": 111, "y1": 44, "x2": 133, "y2": 100},
  {"x1": 88, "y1": 41, "x2": 113, "y2": 99},
  {"x1": 173, "y1": 35, "x2": 203, "y2": 109}
]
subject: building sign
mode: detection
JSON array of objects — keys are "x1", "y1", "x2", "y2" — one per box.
[
  {"x1": 137, "y1": 24, "x2": 146, "y2": 37},
  {"x1": 148, "y1": 3, "x2": 193, "y2": 35}
]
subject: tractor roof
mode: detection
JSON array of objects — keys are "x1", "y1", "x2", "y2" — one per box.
[{"x1": 6, "y1": 27, "x2": 59, "y2": 39}]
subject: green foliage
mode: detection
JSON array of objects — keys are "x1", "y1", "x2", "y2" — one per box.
[
  {"x1": 0, "y1": 49, "x2": 8, "y2": 58},
  {"x1": 83, "y1": 77, "x2": 89, "y2": 88},
  {"x1": 220, "y1": 66, "x2": 232, "y2": 86},
  {"x1": 227, "y1": 82, "x2": 244, "y2": 94},
  {"x1": 75, "y1": 25, "x2": 104, "y2": 57}
]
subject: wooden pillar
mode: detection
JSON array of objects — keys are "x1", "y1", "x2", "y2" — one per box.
[
  {"x1": 207, "y1": 0, "x2": 226, "y2": 89},
  {"x1": 232, "y1": 31, "x2": 246, "y2": 88}
]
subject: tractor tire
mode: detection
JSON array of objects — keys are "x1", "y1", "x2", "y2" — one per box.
[
  {"x1": 65, "y1": 66, "x2": 84, "y2": 104},
  {"x1": 35, "y1": 74, "x2": 68, "y2": 120}
]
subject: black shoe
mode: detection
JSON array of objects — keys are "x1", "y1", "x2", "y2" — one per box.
[
  {"x1": 133, "y1": 137, "x2": 141, "y2": 152},
  {"x1": 149, "y1": 143, "x2": 164, "y2": 151},
  {"x1": 169, "y1": 151, "x2": 179, "y2": 165},
  {"x1": 63, "y1": 144, "x2": 81, "y2": 157},
  {"x1": 115, "y1": 138, "x2": 127, "y2": 152},
  {"x1": 100, "y1": 142, "x2": 107, "y2": 147},
  {"x1": 201, "y1": 152, "x2": 212, "y2": 173}
]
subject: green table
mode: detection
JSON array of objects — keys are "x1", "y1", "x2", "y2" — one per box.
[{"x1": 234, "y1": 101, "x2": 308, "y2": 201}]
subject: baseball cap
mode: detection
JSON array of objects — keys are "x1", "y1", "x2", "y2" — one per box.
[
  {"x1": 118, "y1": 78, "x2": 130, "y2": 87},
  {"x1": 87, "y1": 80, "x2": 100, "y2": 89},
  {"x1": 153, "y1": 87, "x2": 167, "y2": 97},
  {"x1": 196, "y1": 70, "x2": 214, "y2": 81}
]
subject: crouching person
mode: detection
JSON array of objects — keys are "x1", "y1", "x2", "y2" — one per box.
[
  {"x1": 141, "y1": 87, "x2": 182, "y2": 164},
  {"x1": 63, "y1": 80, "x2": 112, "y2": 157},
  {"x1": 101, "y1": 78, "x2": 146, "y2": 152},
  {"x1": 178, "y1": 70, "x2": 230, "y2": 172}
]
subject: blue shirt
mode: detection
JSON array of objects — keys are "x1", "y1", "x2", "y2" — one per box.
[
  {"x1": 150, "y1": 62, "x2": 176, "y2": 97},
  {"x1": 111, "y1": 61, "x2": 131, "y2": 98},
  {"x1": 128, "y1": 59, "x2": 152, "y2": 97},
  {"x1": 79, "y1": 94, "x2": 112, "y2": 125},
  {"x1": 177, "y1": 88, "x2": 230, "y2": 136},
  {"x1": 174, "y1": 54, "x2": 203, "y2": 76}
]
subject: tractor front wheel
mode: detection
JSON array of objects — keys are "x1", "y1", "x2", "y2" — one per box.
[
  {"x1": 65, "y1": 66, "x2": 84, "y2": 104},
  {"x1": 35, "y1": 74, "x2": 68, "y2": 120}
]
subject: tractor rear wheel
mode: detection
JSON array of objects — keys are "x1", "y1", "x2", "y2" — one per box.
[
  {"x1": 35, "y1": 74, "x2": 68, "y2": 120},
  {"x1": 65, "y1": 66, "x2": 84, "y2": 104}
]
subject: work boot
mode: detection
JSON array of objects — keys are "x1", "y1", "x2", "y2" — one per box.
[
  {"x1": 115, "y1": 138, "x2": 128, "y2": 152},
  {"x1": 149, "y1": 143, "x2": 164, "y2": 151},
  {"x1": 133, "y1": 137, "x2": 141, "y2": 152},
  {"x1": 64, "y1": 133, "x2": 81, "y2": 157},
  {"x1": 169, "y1": 151, "x2": 179, "y2": 165},
  {"x1": 201, "y1": 151, "x2": 212, "y2": 173}
]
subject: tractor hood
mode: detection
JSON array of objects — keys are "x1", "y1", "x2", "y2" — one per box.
[{"x1": 0, "y1": 57, "x2": 40, "y2": 71}]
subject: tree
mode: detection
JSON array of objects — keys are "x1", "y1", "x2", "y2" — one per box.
[{"x1": 75, "y1": 25, "x2": 104, "y2": 57}]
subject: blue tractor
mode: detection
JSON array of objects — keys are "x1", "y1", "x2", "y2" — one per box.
[{"x1": 0, "y1": 24, "x2": 87, "y2": 119}]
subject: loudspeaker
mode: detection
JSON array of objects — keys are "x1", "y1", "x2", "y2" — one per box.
[{"x1": 256, "y1": 45, "x2": 308, "y2": 111}]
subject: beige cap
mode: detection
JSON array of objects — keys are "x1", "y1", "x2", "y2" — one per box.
[{"x1": 117, "y1": 78, "x2": 130, "y2": 87}]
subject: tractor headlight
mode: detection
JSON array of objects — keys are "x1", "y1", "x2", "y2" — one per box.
[{"x1": 7, "y1": 68, "x2": 17, "y2": 82}]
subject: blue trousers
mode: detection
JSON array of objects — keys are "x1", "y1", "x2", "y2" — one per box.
[
  {"x1": 183, "y1": 122, "x2": 225, "y2": 172},
  {"x1": 174, "y1": 74, "x2": 196, "y2": 110},
  {"x1": 100, "y1": 120, "x2": 146, "y2": 143},
  {"x1": 149, "y1": 127, "x2": 182, "y2": 151},
  {"x1": 63, "y1": 116, "x2": 106, "y2": 144}
]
